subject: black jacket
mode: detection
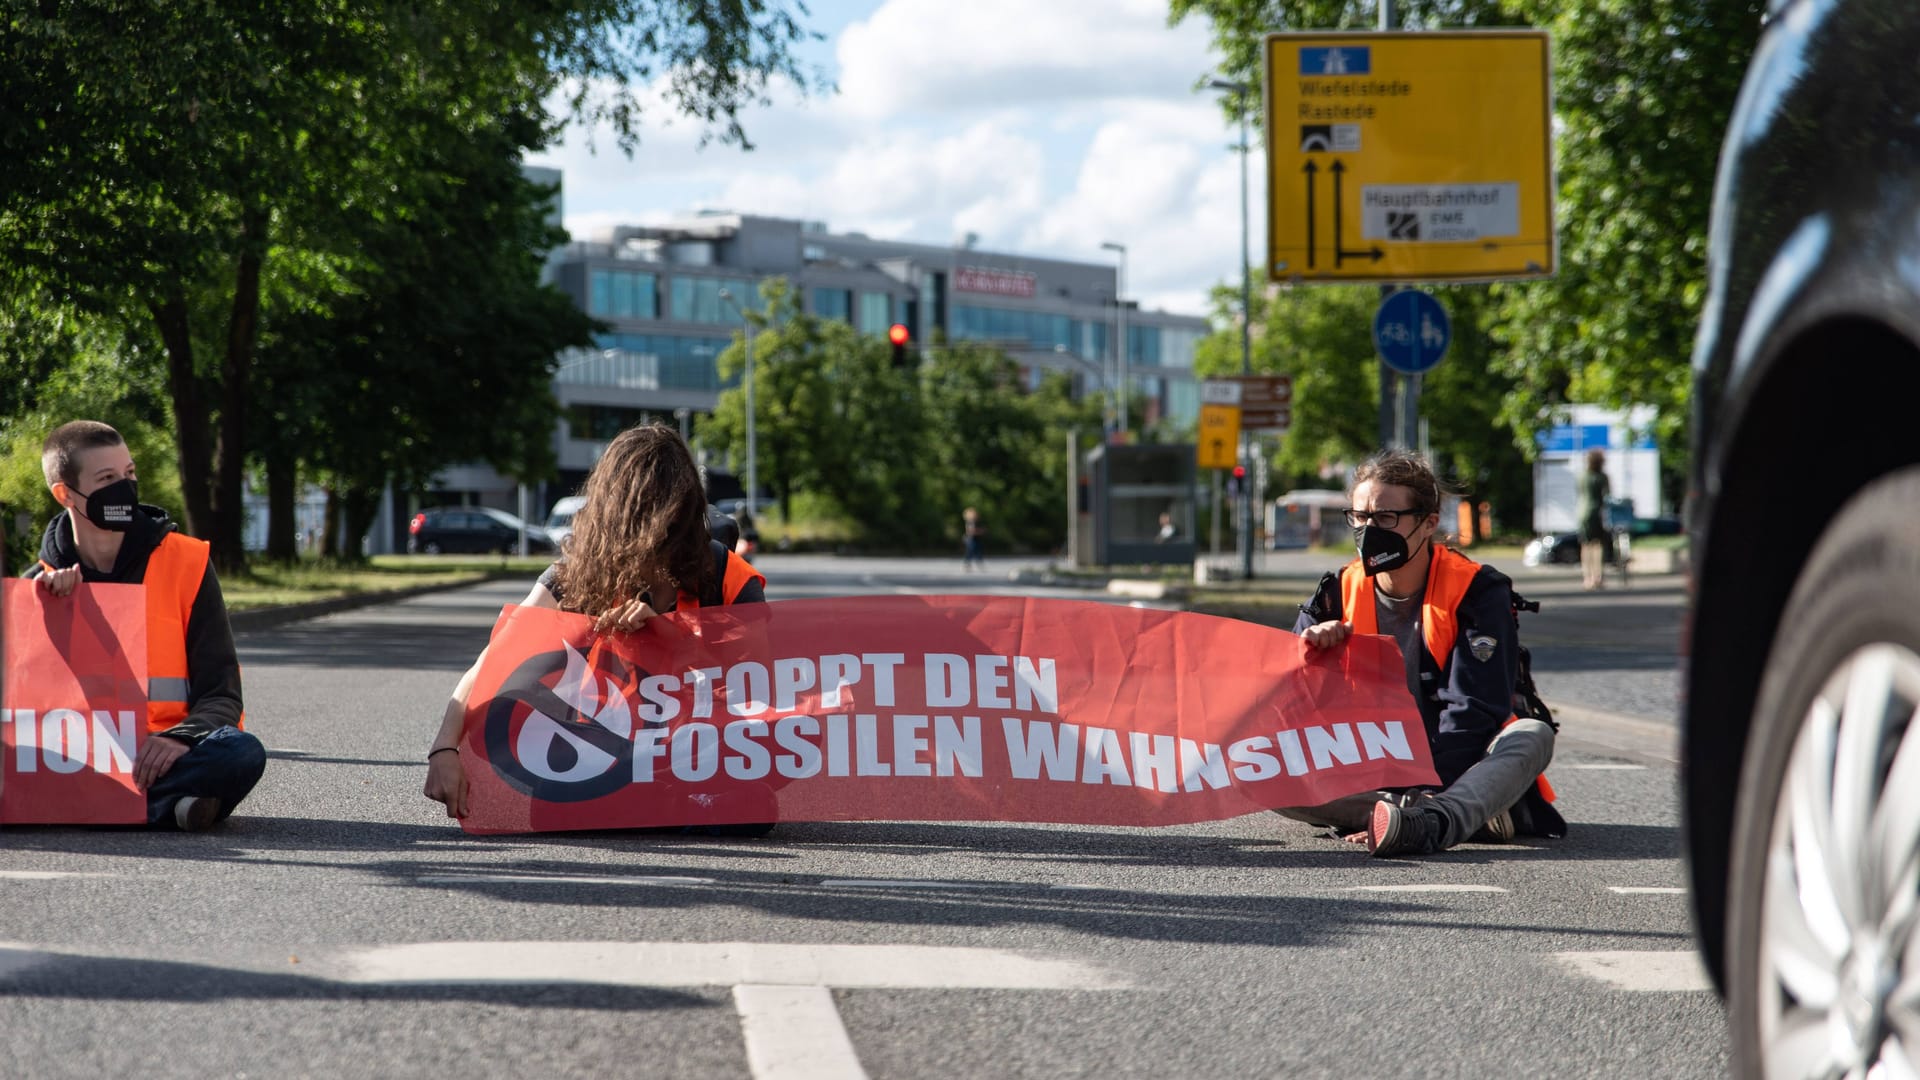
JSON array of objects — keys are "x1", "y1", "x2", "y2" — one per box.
[
  {"x1": 1294, "y1": 553, "x2": 1520, "y2": 786},
  {"x1": 25, "y1": 506, "x2": 244, "y2": 745}
]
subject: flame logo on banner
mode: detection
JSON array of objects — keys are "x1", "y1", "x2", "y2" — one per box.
[{"x1": 483, "y1": 640, "x2": 647, "y2": 802}]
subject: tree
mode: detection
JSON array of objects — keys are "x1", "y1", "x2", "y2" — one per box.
[
  {"x1": 1170, "y1": 0, "x2": 1763, "y2": 503},
  {"x1": 0, "y1": 1, "x2": 821, "y2": 569},
  {"x1": 705, "y1": 282, "x2": 927, "y2": 536}
]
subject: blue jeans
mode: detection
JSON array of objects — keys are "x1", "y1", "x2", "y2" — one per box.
[{"x1": 146, "y1": 725, "x2": 267, "y2": 829}]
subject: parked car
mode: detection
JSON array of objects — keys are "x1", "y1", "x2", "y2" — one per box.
[
  {"x1": 407, "y1": 507, "x2": 552, "y2": 555},
  {"x1": 1684, "y1": 3, "x2": 1920, "y2": 1075},
  {"x1": 544, "y1": 495, "x2": 586, "y2": 549},
  {"x1": 1521, "y1": 531, "x2": 1581, "y2": 567}
]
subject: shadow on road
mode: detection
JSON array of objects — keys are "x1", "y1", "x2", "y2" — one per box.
[
  {"x1": 0, "y1": 946, "x2": 712, "y2": 1008},
  {"x1": 238, "y1": 618, "x2": 488, "y2": 672}
]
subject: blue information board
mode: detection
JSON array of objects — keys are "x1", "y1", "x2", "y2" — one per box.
[{"x1": 1372, "y1": 289, "x2": 1451, "y2": 375}]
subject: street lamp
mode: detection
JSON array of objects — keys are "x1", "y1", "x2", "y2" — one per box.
[
  {"x1": 717, "y1": 288, "x2": 757, "y2": 522},
  {"x1": 1208, "y1": 75, "x2": 1257, "y2": 580},
  {"x1": 1100, "y1": 240, "x2": 1128, "y2": 439}
]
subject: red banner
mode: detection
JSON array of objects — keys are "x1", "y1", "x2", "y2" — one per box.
[
  {"x1": 2, "y1": 580, "x2": 149, "y2": 824},
  {"x1": 459, "y1": 596, "x2": 1436, "y2": 834}
]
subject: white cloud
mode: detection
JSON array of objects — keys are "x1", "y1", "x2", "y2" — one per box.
[
  {"x1": 532, "y1": 0, "x2": 1251, "y2": 315},
  {"x1": 836, "y1": 0, "x2": 1216, "y2": 117}
]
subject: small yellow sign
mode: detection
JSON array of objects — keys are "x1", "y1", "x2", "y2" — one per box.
[
  {"x1": 1264, "y1": 31, "x2": 1554, "y2": 283},
  {"x1": 1197, "y1": 404, "x2": 1241, "y2": 470}
]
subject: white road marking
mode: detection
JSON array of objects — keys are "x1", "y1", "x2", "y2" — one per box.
[
  {"x1": 1344, "y1": 884, "x2": 1508, "y2": 894},
  {"x1": 415, "y1": 873, "x2": 713, "y2": 887},
  {"x1": 1553, "y1": 951, "x2": 1712, "y2": 992},
  {"x1": 735, "y1": 984, "x2": 869, "y2": 1080},
  {"x1": 820, "y1": 879, "x2": 1001, "y2": 890},
  {"x1": 0, "y1": 871, "x2": 109, "y2": 881},
  {"x1": 1607, "y1": 886, "x2": 1686, "y2": 895},
  {"x1": 337, "y1": 942, "x2": 1130, "y2": 990},
  {"x1": 1559, "y1": 763, "x2": 1648, "y2": 771}
]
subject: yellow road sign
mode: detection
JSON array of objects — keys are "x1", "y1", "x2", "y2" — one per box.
[
  {"x1": 1264, "y1": 31, "x2": 1554, "y2": 283},
  {"x1": 1197, "y1": 404, "x2": 1241, "y2": 469}
]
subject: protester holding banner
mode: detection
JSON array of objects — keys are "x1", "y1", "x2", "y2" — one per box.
[
  {"x1": 24, "y1": 421, "x2": 265, "y2": 831},
  {"x1": 423, "y1": 424, "x2": 767, "y2": 825},
  {"x1": 1282, "y1": 450, "x2": 1562, "y2": 857}
]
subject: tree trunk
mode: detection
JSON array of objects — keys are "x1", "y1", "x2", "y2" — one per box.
[
  {"x1": 212, "y1": 207, "x2": 267, "y2": 573},
  {"x1": 149, "y1": 293, "x2": 216, "y2": 539},
  {"x1": 321, "y1": 487, "x2": 342, "y2": 559},
  {"x1": 340, "y1": 487, "x2": 380, "y2": 564},
  {"x1": 264, "y1": 449, "x2": 297, "y2": 561}
]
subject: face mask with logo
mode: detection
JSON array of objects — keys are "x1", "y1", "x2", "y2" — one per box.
[
  {"x1": 76, "y1": 476, "x2": 140, "y2": 532},
  {"x1": 1354, "y1": 520, "x2": 1428, "y2": 578}
]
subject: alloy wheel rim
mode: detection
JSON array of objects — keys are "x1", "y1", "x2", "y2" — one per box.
[{"x1": 1759, "y1": 643, "x2": 1920, "y2": 1079}]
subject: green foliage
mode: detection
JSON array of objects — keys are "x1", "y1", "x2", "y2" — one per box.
[
  {"x1": 0, "y1": 1, "x2": 823, "y2": 568},
  {"x1": 701, "y1": 284, "x2": 1101, "y2": 553},
  {"x1": 1171, "y1": 0, "x2": 1765, "y2": 506}
]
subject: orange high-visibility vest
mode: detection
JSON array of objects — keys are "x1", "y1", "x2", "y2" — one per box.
[
  {"x1": 1338, "y1": 543, "x2": 1555, "y2": 802},
  {"x1": 142, "y1": 533, "x2": 244, "y2": 734},
  {"x1": 677, "y1": 549, "x2": 765, "y2": 610}
]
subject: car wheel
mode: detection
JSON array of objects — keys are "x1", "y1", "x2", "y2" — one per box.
[
  {"x1": 424, "y1": 540, "x2": 443, "y2": 555},
  {"x1": 1727, "y1": 465, "x2": 1920, "y2": 1078}
]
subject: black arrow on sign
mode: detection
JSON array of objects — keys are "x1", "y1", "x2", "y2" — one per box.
[
  {"x1": 1331, "y1": 160, "x2": 1385, "y2": 267},
  {"x1": 1302, "y1": 160, "x2": 1318, "y2": 269}
]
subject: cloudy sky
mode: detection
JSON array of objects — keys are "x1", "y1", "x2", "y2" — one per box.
[{"x1": 526, "y1": 0, "x2": 1265, "y2": 317}]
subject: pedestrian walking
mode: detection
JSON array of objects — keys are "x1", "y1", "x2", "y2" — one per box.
[
  {"x1": 962, "y1": 506, "x2": 986, "y2": 571},
  {"x1": 1577, "y1": 448, "x2": 1613, "y2": 590}
]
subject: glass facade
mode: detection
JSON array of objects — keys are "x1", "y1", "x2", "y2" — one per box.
[
  {"x1": 568, "y1": 334, "x2": 733, "y2": 391},
  {"x1": 1126, "y1": 325, "x2": 1163, "y2": 367},
  {"x1": 952, "y1": 304, "x2": 1082, "y2": 354},
  {"x1": 812, "y1": 287, "x2": 851, "y2": 322},
  {"x1": 857, "y1": 291, "x2": 893, "y2": 335},
  {"x1": 589, "y1": 269, "x2": 658, "y2": 319},
  {"x1": 669, "y1": 277, "x2": 755, "y2": 324}
]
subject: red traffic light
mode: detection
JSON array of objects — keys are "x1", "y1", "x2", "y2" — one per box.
[
  {"x1": 887, "y1": 323, "x2": 910, "y2": 346},
  {"x1": 1232, "y1": 465, "x2": 1247, "y2": 479}
]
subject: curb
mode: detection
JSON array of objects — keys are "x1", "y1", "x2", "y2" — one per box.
[
  {"x1": 229, "y1": 572, "x2": 525, "y2": 635},
  {"x1": 1544, "y1": 700, "x2": 1677, "y2": 766}
]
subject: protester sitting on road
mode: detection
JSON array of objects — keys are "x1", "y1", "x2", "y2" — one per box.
[
  {"x1": 1276, "y1": 450, "x2": 1563, "y2": 857},
  {"x1": 25, "y1": 420, "x2": 265, "y2": 831},
  {"x1": 423, "y1": 424, "x2": 766, "y2": 823}
]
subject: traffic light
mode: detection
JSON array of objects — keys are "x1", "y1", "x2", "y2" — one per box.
[
  {"x1": 888, "y1": 323, "x2": 911, "y2": 367},
  {"x1": 1227, "y1": 464, "x2": 1247, "y2": 498}
]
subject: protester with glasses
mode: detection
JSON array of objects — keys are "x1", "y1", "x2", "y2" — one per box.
[{"x1": 1278, "y1": 450, "x2": 1562, "y2": 857}]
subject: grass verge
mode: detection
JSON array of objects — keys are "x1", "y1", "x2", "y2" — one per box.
[{"x1": 221, "y1": 554, "x2": 545, "y2": 611}]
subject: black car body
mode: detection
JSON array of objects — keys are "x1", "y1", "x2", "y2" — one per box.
[
  {"x1": 408, "y1": 507, "x2": 553, "y2": 555},
  {"x1": 1685, "y1": 0, "x2": 1920, "y2": 1073}
]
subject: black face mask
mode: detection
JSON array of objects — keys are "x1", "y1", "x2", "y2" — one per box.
[
  {"x1": 1355, "y1": 523, "x2": 1427, "y2": 577},
  {"x1": 76, "y1": 477, "x2": 139, "y2": 532}
]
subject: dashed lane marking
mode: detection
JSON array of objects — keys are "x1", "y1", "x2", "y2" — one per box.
[
  {"x1": 735, "y1": 984, "x2": 870, "y2": 1080},
  {"x1": 1553, "y1": 951, "x2": 1712, "y2": 992},
  {"x1": 1607, "y1": 886, "x2": 1686, "y2": 895},
  {"x1": 1343, "y1": 884, "x2": 1508, "y2": 894},
  {"x1": 336, "y1": 942, "x2": 1132, "y2": 991},
  {"x1": 415, "y1": 873, "x2": 714, "y2": 887},
  {"x1": 0, "y1": 871, "x2": 110, "y2": 881},
  {"x1": 820, "y1": 879, "x2": 1003, "y2": 890}
]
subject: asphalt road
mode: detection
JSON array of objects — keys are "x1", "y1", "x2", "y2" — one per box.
[{"x1": 0, "y1": 555, "x2": 1720, "y2": 1078}]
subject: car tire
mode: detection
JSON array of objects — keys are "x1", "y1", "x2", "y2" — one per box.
[{"x1": 1725, "y1": 465, "x2": 1920, "y2": 1078}]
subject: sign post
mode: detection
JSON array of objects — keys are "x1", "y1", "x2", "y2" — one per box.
[{"x1": 1264, "y1": 31, "x2": 1555, "y2": 285}]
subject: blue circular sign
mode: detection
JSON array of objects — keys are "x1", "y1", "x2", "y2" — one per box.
[{"x1": 1372, "y1": 289, "x2": 1451, "y2": 375}]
